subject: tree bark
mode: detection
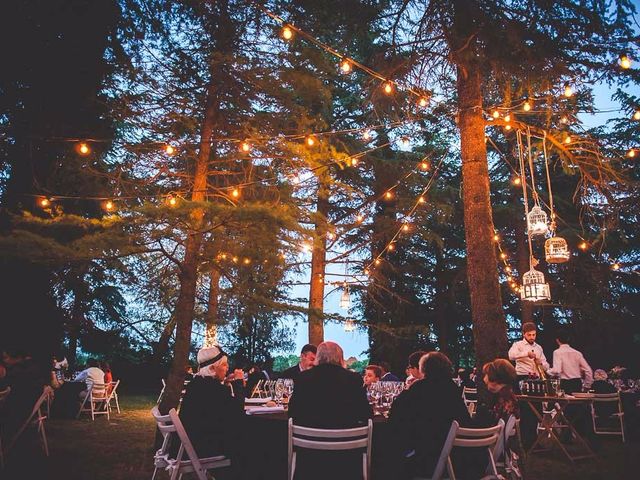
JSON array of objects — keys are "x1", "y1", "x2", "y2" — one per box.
[
  {"x1": 152, "y1": 314, "x2": 176, "y2": 363},
  {"x1": 158, "y1": 76, "x2": 218, "y2": 415},
  {"x1": 308, "y1": 168, "x2": 330, "y2": 345},
  {"x1": 204, "y1": 269, "x2": 222, "y2": 346},
  {"x1": 453, "y1": 17, "x2": 508, "y2": 369}
]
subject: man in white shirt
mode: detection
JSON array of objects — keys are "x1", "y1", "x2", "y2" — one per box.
[
  {"x1": 548, "y1": 330, "x2": 593, "y2": 394},
  {"x1": 508, "y1": 322, "x2": 549, "y2": 380},
  {"x1": 75, "y1": 359, "x2": 105, "y2": 398}
]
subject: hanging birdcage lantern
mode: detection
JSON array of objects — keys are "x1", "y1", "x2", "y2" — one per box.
[
  {"x1": 527, "y1": 205, "x2": 549, "y2": 237},
  {"x1": 520, "y1": 267, "x2": 551, "y2": 302},
  {"x1": 545, "y1": 236, "x2": 570, "y2": 263},
  {"x1": 339, "y1": 284, "x2": 351, "y2": 309},
  {"x1": 344, "y1": 318, "x2": 355, "y2": 332}
]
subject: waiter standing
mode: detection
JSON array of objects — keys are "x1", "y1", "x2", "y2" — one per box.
[
  {"x1": 508, "y1": 322, "x2": 549, "y2": 381},
  {"x1": 508, "y1": 322, "x2": 549, "y2": 448}
]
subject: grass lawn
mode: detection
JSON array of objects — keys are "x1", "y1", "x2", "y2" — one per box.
[{"x1": 3, "y1": 392, "x2": 640, "y2": 479}]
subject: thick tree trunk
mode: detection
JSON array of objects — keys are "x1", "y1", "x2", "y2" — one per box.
[
  {"x1": 152, "y1": 314, "x2": 176, "y2": 363},
  {"x1": 456, "y1": 52, "x2": 508, "y2": 368},
  {"x1": 308, "y1": 169, "x2": 330, "y2": 345},
  {"x1": 158, "y1": 83, "x2": 218, "y2": 415},
  {"x1": 204, "y1": 269, "x2": 222, "y2": 346}
]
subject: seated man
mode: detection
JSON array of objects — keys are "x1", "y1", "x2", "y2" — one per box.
[
  {"x1": 74, "y1": 359, "x2": 105, "y2": 398},
  {"x1": 363, "y1": 364, "x2": 382, "y2": 387},
  {"x1": 405, "y1": 350, "x2": 428, "y2": 388},
  {"x1": 288, "y1": 341, "x2": 372, "y2": 479},
  {"x1": 179, "y1": 346, "x2": 245, "y2": 458},
  {"x1": 389, "y1": 351, "x2": 470, "y2": 479},
  {"x1": 380, "y1": 362, "x2": 400, "y2": 382},
  {"x1": 279, "y1": 343, "x2": 316, "y2": 382}
]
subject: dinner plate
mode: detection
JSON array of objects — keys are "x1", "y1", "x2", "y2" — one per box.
[{"x1": 245, "y1": 397, "x2": 269, "y2": 404}]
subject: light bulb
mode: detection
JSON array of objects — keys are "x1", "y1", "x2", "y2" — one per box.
[
  {"x1": 375, "y1": 258, "x2": 381, "y2": 265},
  {"x1": 523, "y1": 100, "x2": 532, "y2": 112},
  {"x1": 493, "y1": 234, "x2": 499, "y2": 242},
  {"x1": 512, "y1": 176, "x2": 521, "y2": 186},
  {"x1": 281, "y1": 26, "x2": 293, "y2": 40},
  {"x1": 221, "y1": 253, "x2": 227, "y2": 260},
  {"x1": 505, "y1": 124, "x2": 512, "y2": 131},
  {"x1": 383, "y1": 82, "x2": 394, "y2": 94},
  {"x1": 560, "y1": 116, "x2": 569, "y2": 124},
  {"x1": 340, "y1": 59, "x2": 351, "y2": 73},
  {"x1": 167, "y1": 195, "x2": 177, "y2": 207},
  {"x1": 384, "y1": 191, "x2": 393, "y2": 199},
  {"x1": 364, "y1": 268, "x2": 370, "y2": 275},
  {"x1": 620, "y1": 55, "x2": 632, "y2": 69},
  {"x1": 420, "y1": 161, "x2": 429, "y2": 171},
  {"x1": 612, "y1": 262, "x2": 620, "y2": 270},
  {"x1": 362, "y1": 130, "x2": 372, "y2": 141},
  {"x1": 351, "y1": 158, "x2": 358, "y2": 167},
  {"x1": 387, "y1": 243, "x2": 395, "y2": 251},
  {"x1": 305, "y1": 135, "x2": 316, "y2": 147},
  {"x1": 39, "y1": 198, "x2": 50, "y2": 208},
  {"x1": 492, "y1": 110, "x2": 500, "y2": 119},
  {"x1": 504, "y1": 114, "x2": 511, "y2": 122},
  {"x1": 500, "y1": 252, "x2": 507, "y2": 260},
  {"x1": 628, "y1": 149, "x2": 636, "y2": 158},
  {"x1": 563, "y1": 84, "x2": 573, "y2": 97},
  {"x1": 418, "y1": 196, "x2": 425, "y2": 204},
  {"x1": 243, "y1": 258, "x2": 250, "y2": 265},
  {"x1": 634, "y1": 110, "x2": 640, "y2": 120},
  {"x1": 402, "y1": 223, "x2": 410, "y2": 232},
  {"x1": 231, "y1": 188, "x2": 240, "y2": 198},
  {"x1": 240, "y1": 142, "x2": 251, "y2": 152},
  {"x1": 505, "y1": 266, "x2": 512, "y2": 273},
  {"x1": 565, "y1": 135, "x2": 572, "y2": 144},
  {"x1": 356, "y1": 214, "x2": 364, "y2": 223},
  {"x1": 165, "y1": 144, "x2": 175, "y2": 155},
  {"x1": 232, "y1": 256, "x2": 238, "y2": 263},
  {"x1": 418, "y1": 97, "x2": 428, "y2": 107},
  {"x1": 104, "y1": 200, "x2": 115, "y2": 212},
  {"x1": 77, "y1": 142, "x2": 91, "y2": 155},
  {"x1": 578, "y1": 241, "x2": 588, "y2": 251}
]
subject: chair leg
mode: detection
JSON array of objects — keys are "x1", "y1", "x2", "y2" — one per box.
[
  {"x1": 115, "y1": 394, "x2": 121, "y2": 414},
  {"x1": 39, "y1": 421, "x2": 49, "y2": 457},
  {"x1": 77, "y1": 394, "x2": 89, "y2": 419}
]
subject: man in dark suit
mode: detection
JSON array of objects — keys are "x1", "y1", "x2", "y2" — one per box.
[
  {"x1": 279, "y1": 343, "x2": 316, "y2": 382},
  {"x1": 288, "y1": 341, "x2": 373, "y2": 479}
]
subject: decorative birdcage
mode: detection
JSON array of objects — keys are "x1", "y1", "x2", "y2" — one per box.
[
  {"x1": 545, "y1": 236, "x2": 570, "y2": 263},
  {"x1": 521, "y1": 267, "x2": 551, "y2": 302},
  {"x1": 339, "y1": 286, "x2": 351, "y2": 309},
  {"x1": 344, "y1": 318, "x2": 356, "y2": 332},
  {"x1": 527, "y1": 205, "x2": 549, "y2": 237}
]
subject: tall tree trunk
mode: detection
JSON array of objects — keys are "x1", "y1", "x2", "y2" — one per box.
[
  {"x1": 308, "y1": 169, "x2": 330, "y2": 345},
  {"x1": 158, "y1": 81, "x2": 218, "y2": 415},
  {"x1": 152, "y1": 314, "x2": 176, "y2": 363},
  {"x1": 453, "y1": 7, "x2": 508, "y2": 368},
  {"x1": 204, "y1": 269, "x2": 222, "y2": 346}
]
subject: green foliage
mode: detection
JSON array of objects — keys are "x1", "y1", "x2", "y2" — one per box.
[{"x1": 273, "y1": 354, "x2": 300, "y2": 372}]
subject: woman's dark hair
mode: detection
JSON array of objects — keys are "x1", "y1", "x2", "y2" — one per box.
[
  {"x1": 482, "y1": 359, "x2": 517, "y2": 385},
  {"x1": 408, "y1": 350, "x2": 428, "y2": 369},
  {"x1": 420, "y1": 352, "x2": 452, "y2": 380}
]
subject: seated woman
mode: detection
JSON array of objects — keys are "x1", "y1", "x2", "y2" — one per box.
[
  {"x1": 179, "y1": 346, "x2": 245, "y2": 458},
  {"x1": 389, "y1": 351, "x2": 470, "y2": 479},
  {"x1": 476, "y1": 358, "x2": 519, "y2": 425}
]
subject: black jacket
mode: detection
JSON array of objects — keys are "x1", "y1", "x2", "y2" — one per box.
[
  {"x1": 288, "y1": 363, "x2": 372, "y2": 428},
  {"x1": 279, "y1": 363, "x2": 303, "y2": 382},
  {"x1": 389, "y1": 377, "x2": 470, "y2": 477},
  {"x1": 179, "y1": 376, "x2": 244, "y2": 457}
]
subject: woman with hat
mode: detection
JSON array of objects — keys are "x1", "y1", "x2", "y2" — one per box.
[{"x1": 179, "y1": 345, "x2": 245, "y2": 458}]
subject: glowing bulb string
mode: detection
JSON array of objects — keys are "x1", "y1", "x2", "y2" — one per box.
[{"x1": 363, "y1": 155, "x2": 446, "y2": 273}]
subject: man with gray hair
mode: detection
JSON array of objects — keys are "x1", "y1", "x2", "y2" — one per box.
[{"x1": 288, "y1": 341, "x2": 372, "y2": 479}]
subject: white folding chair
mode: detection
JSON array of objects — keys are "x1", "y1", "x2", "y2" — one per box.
[
  {"x1": 287, "y1": 418, "x2": 373, "y2": 480},
  {"x1": 77, "y1": 382, "x2": 109, "y2": 420},
  {"x1": 492, "y1": 416, "x2": 522, "y2": 478},
  {"x1": 151, "y1": 407, "x2": 231, "y2": 480},
  {"x1": 591, "y1": 392, "x2": 625, "y2": 442},
  {"x1": 414, "y1": 419, "x2": 504, "y2": 480},
  {"x1": 107, "y1": 380, "x2": 121, "y2": 414},
  {"x1": 0, "y1": 387, "x2": 12, "y2": 469},
  {"x1": 157, "y1": 379, "x2": 166, "y2": 405},
  {"x1": 6, "y1": 386, "x2": 52, "y2": 459},
  {"x1": 250, "y1": 379, "x2": 264, "y2": 398}
]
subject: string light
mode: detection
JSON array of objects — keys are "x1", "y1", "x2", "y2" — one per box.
[
  {"x1": 564, "y1": 135, "x2": 572, "y2": 144},
  {"x1": 231, "y1": 188, "x2": 240, "y2": 198},
  {"x1": 355, "y1": 214, "x2": 364, "y2": 223},
  {"x1": 164, "y1": 144, "x2": 175, "y2": 155},
  {"x1": 493, "y1": 234, "x2": 500, "y2": 242},
  {"x1": 612, "y1": 262, "x2": 621, "y2": 270},
  {"x1": 327, "y1": 232, "x2": 335, "y2": 240},
  {"x1": 505, "y1": 124, "x2": 512, "y2": 131},
  {"x1": 500, "y1": 252, "x2": 507, "y2": 260},
  {"x1": 383, "y1": 81, "x2": 394, "y2": 94},
  {"x1": 563, "y1": 84, "x2": 573, "y2": 97},
  {"x1": 305, "y1": 135, "x2": 317, "y2": 147},
  {"x1": 364, "y1": 268, "x2": 370, "y2": 276},
  {"x1": 523, "y1": 100, "x2": 532, "y2": 112},
  {"x1": 166, "y1": 194, "x2": 178, "y2": 207},
  {"x1": 387, "y1": 243, "x2": 395, "y2": 251},
  {"x1": 384, "y1": 191, "x2": 393, "y2": 200},
  {"x1": 243, "y1": 258, "x2": 251, "y2": 265},
  {"x1": 504, "y1": 114, "x2": 511, "y2": 122},
  {"x1": 418, "y1": 196, "x2": 425, "y2": 204},
  {"x1": 301, "y1": 242, "x2": 311, "y2": 253},
  {"x1": 220, "y1": 253, "x2": 227, "y2": 260},
  {"x1": 627, "y1": 149, "x2": 636, "y2": 158},
  {"x1": 240, "y1": 141, "x2": 251, "y2": 152},
  {"x1": 418, "y1": 97, "x2": 429, "y2": 107},
  {"x1": 374, "y1": 258, "x2": 381, "y2": 265},
  {"x1": 77, "y1": 142, "x2": 91, "y2": 156},
  {"x1": 104, "y1": 200, "x2": 115, "y2": 212},
  {"x1": 362, "y1": 130, "x2": 372, "y2": 141},
  {"x1": 351, "y1": 158, "x2": 358, "y2": 167},
  {"x1": 492, "y1": 110, "x2": 500, "y2": 119},
  {"x1": 420, "y1": 161, "x2": 429, "y2": 171},
  {"x1": 505, "y1": 266, "x2": 512, "y2": 273},
  {"x1": 512, "y1": 176, "x2": 522, "y2": 186},
  {"x1": 339, "y1": 59, "x2": 351, "y2": 73},
  {"x1": 578, "y1": 241, "x2": 588, "y2": 251},
  {"x1": 232, "y1": 256, "x2": 239, "y2": 263},
  {"x1": 402, "y1": 223, "x2": 410, "y2": 232},
  {"x1": 619, "y1": 55, "x2": 632, "y2": 69},
  {"x1": 39, "y1": 198, "x2": 50, "y2": 208},
  {"x1": 560, "y1": 116, "x2": 569, "y2": 124},
  {"x1": 281, "y1": 25, "x2": 293, "y2": 40},
  {"x1": 634, "y1": 110, "x2": 640, "y2": 121}
]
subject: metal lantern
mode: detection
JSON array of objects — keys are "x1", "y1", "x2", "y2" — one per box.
[
  {"x1": 344, "y1": 319, "x2": 356, "y2": 332},
  {"x1": 527, "y1": 205, "x2": 549, "y2": 237},
  {"x1": 339, "y1": 285, "x2": 351, "y2": 309},
  {"x1": 520, "y1": 267, "x2": 551, "y2": 302},
  {"x1": 545, "y1": 237, "x2": 570, "y2": 263}
]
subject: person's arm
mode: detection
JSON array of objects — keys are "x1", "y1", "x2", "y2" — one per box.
[
  {"x1": 547, "y1": 350, "x2": 561, "y2": 376},
  {"x1": 508, "y1": 342, "x2": 523, "y2": 361},
  {"x1": 74, "y1": 369, "x2": 88, "y2": 383},
  {"x1": 580, "y1": 355, "x2": 593, "y2": 388},
  {"x1": 539, "y1": 348, "x2": 550, "y2": 371}
]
